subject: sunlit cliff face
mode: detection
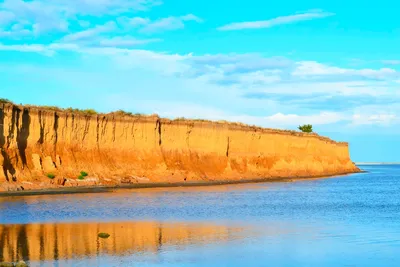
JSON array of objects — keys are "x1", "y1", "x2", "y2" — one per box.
[
  {"x1": 0, "y1": 221, "x2": 245, "y2": 263},
  {"x1": 0, "y1": 103, "x2": 359, "y2": 191}
]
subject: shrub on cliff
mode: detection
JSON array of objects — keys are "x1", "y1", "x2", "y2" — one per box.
[
  {"x1": 0, "y1": 98, "x2": 13, "y2": 104},
  {"x1": 298, "y1": 124, "x2": 313, "y2": 133},
  {"x1": 47, "y1": 173, "x2": 56, "y2": 179},
  {"x1": 114, "y1": 109, "x2": 133, "y2": 116},
  {"x1": 78, "y1": 171, "x2": 88, "y2": 180},
  {"x1": 40, "y1": 105, "x2": 63, "y2": 111},
  {"x1": 83, "y1": 109, "x2": 97, "y2": 115},
  {"x1": 65, "y1": 107, "x2": 98, "y2": 115}
]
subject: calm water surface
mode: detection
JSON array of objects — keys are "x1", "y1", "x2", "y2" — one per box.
[{"x1": 1, "y1": 165, "x2": 400, "y2": 266}]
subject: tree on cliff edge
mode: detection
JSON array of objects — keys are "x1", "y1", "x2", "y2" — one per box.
[{"x1": 298, "y1": 124, "x2": 313, "y2": 133}]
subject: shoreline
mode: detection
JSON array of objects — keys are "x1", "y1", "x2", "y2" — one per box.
[{"x1": 0, "y1": 170, "x2": 365, "y2": 197}]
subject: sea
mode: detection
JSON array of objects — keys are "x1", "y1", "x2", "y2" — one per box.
[{"x1": 1, "y1": 164, "x2": 399, "y2": 267}]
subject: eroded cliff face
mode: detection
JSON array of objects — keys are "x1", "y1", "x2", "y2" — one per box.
[{"x1": 0, "y1": 103, "x2": 359, "y2": 191}]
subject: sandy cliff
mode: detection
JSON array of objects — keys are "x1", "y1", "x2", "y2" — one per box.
[{"x1": 0, "y1": 103, "x2": 359, "y2": 191}]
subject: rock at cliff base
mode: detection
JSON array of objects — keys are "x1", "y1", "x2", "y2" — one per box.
[{"x1": 0, "y1": 262, "x2": 14, "y2": 267}]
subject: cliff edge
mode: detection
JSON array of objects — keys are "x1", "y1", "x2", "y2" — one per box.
[{"x1": 0, "y1": 103, "x2": 360, "y2": 192}]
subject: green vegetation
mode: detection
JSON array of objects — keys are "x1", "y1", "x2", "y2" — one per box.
[
  {"x1": 0, "y1": 98, "x2": 13, "y2": 104},
  {"x1": 46, "y1": 173, "x2": 56, "y2": 179},
  {"x1": 15, "y1": 261, "x2": 28, "y2": 267},
  {"x1": 0, "y1": 100, "x2": 156, "y2": 118},
  {"x1": 65, "y1": 107, "x2": 98, "y2": 115},
  {"x1": 175, "y1": 117, "x2": 186, "y2": 121},
  {"x1": 298, "y1": 124, "x2": 313, "y2": 133},
  {"x1": 65, "y1": 107, "x2": 80, "y2": 113},
  {"x1": 77, "y1": 171, "x2": 88, "y2": 180},
  {"x1": 41, "y1": 105, "x2": 63, "y2": 111},
  {"x1": 98, "y1": 232, "x2": 110, "y2": 239},
  {"x1": 83, "y1": 109, "x2": 97, "y2": 115},
  {"x1": 114, "y1": 109, "x2": 133, "y2": 116}
]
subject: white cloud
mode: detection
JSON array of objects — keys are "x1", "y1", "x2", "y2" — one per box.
[
  {"x1": 61, "y1": 21, "x2": 116, "y2": 42},
  {"x1": 381, "y1": 60, "x2": 400, "y2": 66},
  {"x1": 293, "y1": 61, "x2": 397, "y2": 80},
  {"x1": 118, "y1": 16, "x2": 151, "y2": 27},
  {"x1": 99, "y1": 36, "x2": 162, "y2": 47},
  {"x1": 0, "y1": 10, "x2": 14, "y2": 25},
  {"x1": 1, "y1": 42, "x2": 398, "y2": 92},
  {"x1": 217, "y1": 10, "x2": 334, "y2": 31},
  {"x1": 180, "y1": 14, "x2": 203, "y2": 22},
  {"x1": 78, "y1": 20, "x2": 91, "y2": 28},
  {"x1": 0, "y1": 0, "x2": 162, "y2": 37},
  {"x1": 140, "y1": 14, "x2": 202, "y2": 33},
  {"x1": 1, "y1": 0, "x2": 69, "y2": 35},
  {"x1": 158, "y1": 103, "x2": 399, "y2": 128},
  {"x1": 158, "y1": 104, "x2": 345, "y2": 128},
  {"x1": 2, "y1": 42, "x2": 400, "y2": 129},
  {"x1": 352, "y1": 114, "x2": 397, "y2": 125},
  {"x1": 33, "y1": 20, "x2": 69, "y2": 35},
  {"x1": 0, "y1": 43, "x2": 53, "y2": 56},
  {"x1": 49, "y1": 43, "x2": 81, "y2": 50},
  {"x1": 62, "y1": 0, "x2": 162, "y2": 15},
  {"x1": 0, "y1": 27, "x2": 31, "y2": 38},
  {"x1": 260, "y1": 112, "x2": 344, "y2": 126},
  {"x1": 188, "y1": 54, "x2": 291, "y2": 72}
]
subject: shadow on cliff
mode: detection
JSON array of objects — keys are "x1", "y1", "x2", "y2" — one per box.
[
  {"x1": 17, "y1": 108, "x2": 30, "y2": 166},
  {"x1": 0, "y1": 107, "x2": 30, "y2": 182}
]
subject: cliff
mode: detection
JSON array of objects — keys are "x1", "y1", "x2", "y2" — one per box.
[{"x1": 0, "y1": 103, "x2": 359, "y2": 191}]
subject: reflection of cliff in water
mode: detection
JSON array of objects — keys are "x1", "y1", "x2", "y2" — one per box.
[{"x1": 0, "y1": 221, "x2": 245, "y2": 262}]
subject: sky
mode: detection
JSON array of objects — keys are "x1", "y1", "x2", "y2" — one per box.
[{"x1": 0, "y1": 0, "x2": 399, "y2": 162}]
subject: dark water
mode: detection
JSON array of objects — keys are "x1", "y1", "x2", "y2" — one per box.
[{"x1": 1, "y1": 165, "x2": 400, "y2": 266}]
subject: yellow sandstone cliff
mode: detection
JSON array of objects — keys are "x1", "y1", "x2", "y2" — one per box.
[{"x1": 0, "y1": 103, "x2": 359, "y2": 191}]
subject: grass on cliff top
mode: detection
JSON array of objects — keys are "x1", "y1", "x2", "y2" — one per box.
[
  {"x1": 0, "y1": 99, "x2": 317, "y2": 136},
  {"x1": 109, "y1": 110, "x2": 152, "y2": 117},
  {"x1": 21, "y1": 105, "x2": 99, "y2": 115},
  {"x1": 1, "y1": 99, "x2": 160, "y2": 118},
  {"x1": 0, "y1": 98, "x2": 13, "y2": 104},
  {"x1": 66, "y1": 108, "x2": 98, "y2": 115}
]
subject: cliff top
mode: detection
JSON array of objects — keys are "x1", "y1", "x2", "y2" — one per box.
[{"x1": 0, "y1": 100, "x2": 348, "y2": 146}]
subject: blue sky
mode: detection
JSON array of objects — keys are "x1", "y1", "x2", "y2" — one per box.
[{"x1": 1, "y1": 0, "x2": 400, "y2": 162}]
